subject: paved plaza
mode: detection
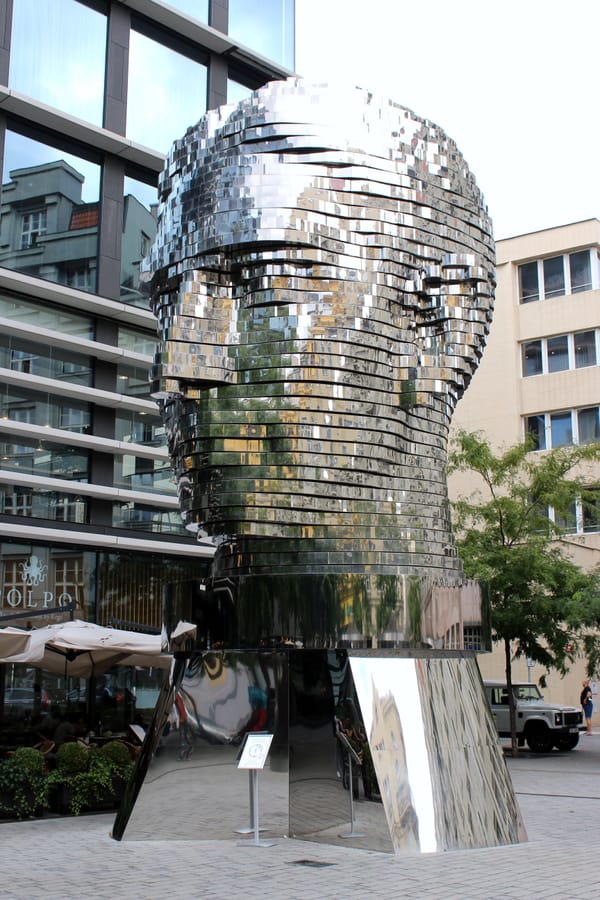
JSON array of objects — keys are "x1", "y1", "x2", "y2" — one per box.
[{"x1": 1, "y1": 736, "x2": 599, "y2": 899}]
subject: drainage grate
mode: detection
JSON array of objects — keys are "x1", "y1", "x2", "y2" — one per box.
[{"x1": 289, "y1": 860, "x2": 336, "y2": 868}]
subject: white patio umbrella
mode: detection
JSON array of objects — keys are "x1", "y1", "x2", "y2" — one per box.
[
  {"x1": 0, "y1": 626, "x2": 34, "y2": 658},
  {"x1": 0, "y1": 620, "x2": 173, "y2": 677}
]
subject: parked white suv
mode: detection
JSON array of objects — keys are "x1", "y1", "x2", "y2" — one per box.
[{"x1": 483, "y1": 680, "x2": 582, "y2": 752}]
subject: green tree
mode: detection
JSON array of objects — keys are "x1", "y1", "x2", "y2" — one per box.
[{"x1": 449, "y1": 431, "x2": 600, "y2": 755}]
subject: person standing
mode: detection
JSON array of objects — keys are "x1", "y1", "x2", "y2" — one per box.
[{"x1": 580, "y1": 679, "x2": 594, "y2": 735}]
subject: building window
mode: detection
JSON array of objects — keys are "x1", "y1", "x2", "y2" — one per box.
[
  {"x1": 127, "y1": 27, "x2": 208, "y2": 151},
  {"x1": 519, "y1": 261, "x2": 539, "y2": 303},
  {"x1": 526, "y1": 415, "x2": 546, "y2": 450},
  {"x1": 578, "y1": 407, "x2": 600, "y2": 444},
  {"x1": 9, "y1": 0, "x2": 106, "y2": 126},
  {"x1": 526, "y1": 406, "x2": 600, "y2": 451},
  {"x1": 570, "y1": 250, "x2": 592, "y2": 293},
  {"x1": 550, "y1": 412, "x2": 572, "y2": 448},
  {"x1": 59, "y1": 406, "x2": 91, "y2": 433},
  {"x1": 10, "y1": 349, "x2": 36, "y2": 374},
  {"x1": 229, "y1": 0, "x2": 295, "y2": 69},
  {"x1": 463, "y1": 625, "x2": 482, "y2": 651},
  {"x1": 521, "y1": 330, "x2": 598, "y2": 376},
  {"x1": 552, "y1": 498, "x2": 578, "y2": 533},
  {"x1": 21, "y1": 211, "x2": 47, "y2": 249},
  {"x1": 547, "y1": 334, "x2": 569, "y2": 373},
  {"x1": 2, "y1": 132, "x2": 100, "y2": 292},
  {"x1": 582, "y1": 489, "x2": 600, "y2": 534},
  {"x1": 518, "y1": 249, "x2": 596, "y2": 303},
  {"x1": 1, "y1": 487, "x2": 32, "y2": 516},
  {"x1": 575, "y1": 331, "x2": 596, "y2": 368},
  {"x1": 522, "y1": 340, "x2": 543, "y2": 376}
]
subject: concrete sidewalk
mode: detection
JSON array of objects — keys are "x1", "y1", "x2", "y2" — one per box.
[{"x1": 1, "y1": 736, "x2": 599, "y2": 900}]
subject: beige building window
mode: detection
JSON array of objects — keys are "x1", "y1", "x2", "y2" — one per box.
[{"x1": 519, "y1": 249, "x2": 594, "y2": 303}]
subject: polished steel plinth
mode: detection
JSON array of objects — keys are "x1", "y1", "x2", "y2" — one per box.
[{"x1": 113, "y1": 650, "x2": 524, "y2": 853}]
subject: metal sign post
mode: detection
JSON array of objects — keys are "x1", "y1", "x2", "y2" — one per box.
[
  {"x1": 336, "y1": 730, "x2": 366, "y2": 839},
  {"x1": 236, "y1": 733, "x2": 274, "y2": 847}
]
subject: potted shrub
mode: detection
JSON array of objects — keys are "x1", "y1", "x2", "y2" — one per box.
[
  {"x1": 46, "y1": 742, "x2": 91, "y2": 815},
  {"x1": 100, "y1": 740, "x2": 134, "y2": 805},
  {"x1": 46, "y1": 741, "x2": 133, "y2": 815},
  {"x1": 0, "y1": 747, "x2": 47, "y2": 819}
]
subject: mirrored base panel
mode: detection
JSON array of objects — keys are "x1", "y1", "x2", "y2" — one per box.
[{"x1": 113, "y1": 650, "x2": 525, "y2": 854}]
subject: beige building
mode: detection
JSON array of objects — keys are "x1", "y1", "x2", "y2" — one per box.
[{"x1": 450, "y1": 219, "x2": 600, "y2": 714}]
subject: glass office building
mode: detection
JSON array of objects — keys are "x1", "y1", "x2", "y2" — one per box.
[{"x1": 0, "y1": 0, "x2": 294, "y2": 738}]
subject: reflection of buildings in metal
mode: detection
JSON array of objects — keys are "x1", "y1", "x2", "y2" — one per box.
[
  {"x1": 350, "y1": 656, "x2": 526, "y2": 853},
  {"x1": 162, "y1": 572, "x2": 490, "y2": 655},
  {"x1": 368, "y1": 687, "x2": 420, "y2": 852}
]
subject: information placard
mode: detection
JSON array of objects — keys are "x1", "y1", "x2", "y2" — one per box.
[{"x1": 237, "y1": 733, "x2": 273, "y2": 770}]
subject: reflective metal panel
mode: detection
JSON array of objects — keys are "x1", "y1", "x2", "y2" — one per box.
[
  {"x1": 114, "y1": 651, "x2": 288, "y2": 841},
  {"x1": 350, "y1": 655, "x2": 525, "y2": 853}
]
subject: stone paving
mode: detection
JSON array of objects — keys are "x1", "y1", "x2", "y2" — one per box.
[{"x1": 1, "y1": 736, "x2": 600, "y2": 899}]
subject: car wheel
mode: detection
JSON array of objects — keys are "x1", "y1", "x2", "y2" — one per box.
[
  {"x1": 554, "y1": 734, "x2": 579, "y2": 751},
  {"x1": 525, "y1": 722, "x2": 554, "y2": 753}
]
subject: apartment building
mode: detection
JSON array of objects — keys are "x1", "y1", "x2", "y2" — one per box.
[{"x1": 450, "y1": 218, "x2": 600, "y2": 704}]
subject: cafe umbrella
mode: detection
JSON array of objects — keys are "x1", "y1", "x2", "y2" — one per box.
[
  {"x1": 0, "y1": 626, "x2": 34, "y2": 658},
  {"x1": 0, "y1": 620, "x2": 172, "y2": 677}
]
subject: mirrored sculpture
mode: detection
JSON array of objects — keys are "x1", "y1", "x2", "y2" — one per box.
[{"x1": 113, "y1": 79, "x2": 524, "y2": 853}]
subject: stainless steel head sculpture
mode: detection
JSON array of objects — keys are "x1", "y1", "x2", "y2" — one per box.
[{"x1": 146, "y1": 78, "x2": 494, "y2": 648}]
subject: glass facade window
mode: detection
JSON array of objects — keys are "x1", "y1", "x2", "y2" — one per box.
[
  {"x1": 0, "y1": 544, "x2": 95, "y2": 622},
  {"x1": 122, "y1": 176, "x2": 158, "y2": 307},
  {"x1": 0, "y1": 434, "x2": 89, "y2": 480},
  {"x1": 229, "y1": 0, "x2": 295, "y2": 69},
  {"x1": 0, "y1": 294, "x2": 94, "y2": 339},
  {"x1": 1, "y1": 132, "x2": 100, "y2": 292},
  {"x1": 543, "y1": 256, "x2": 565, "y2": 298},
  {"x1": 570, "y1": 250, "x2": 592, "y2": 293},
  {"x1": 113, "y1": 455, "x2": 173, "y2": 493},
  {"x1": 0, "y1": 386, "x2": 91, "y2": 433},
  {"x1": 546, "y1": 335, "x2": 569, "y2": 373},
  {"x1": 116, "y1": 364, "x2": 152, "y2": 398},
  {"x1": 0, "y1": 543, "x2": 207, "y2": 631},
  {"x1": 227, "y1": 79, "x2": 253, "y2": 105},
  {"x1": 575, "y1": 331, "x2": 596, "y2": 368},
  {"x1": 0, "y1": 487, "x2": 87, "y2": 524},
  {"x1": 522, "y1": 340, "x2": 542, "y2": 376},
  {"x1": 162, "y1": 1, "x2": 209, "y2": 22},
  {"x1": 115, "y1": 411, "x2": 164, "y2": 447},
  {"x1": 112, "y1": 503, "x2": 186, "y2": 535},
  {"x1": 127, "y1": 29, "x2": 208, "y2": 152},
  {"x1": 0, "y1": 335, "x2": 92, "y2": 385},
  {"x1": 9, "y1": 0, "x2": 106, "y2": 127},
  {"x1": 118, "y1": 327, "x2": 157, "y2": 357}
]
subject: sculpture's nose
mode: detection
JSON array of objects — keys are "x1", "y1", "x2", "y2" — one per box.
[{"x1": 149, "y1": 273, "x2": 238, "y2": 398}]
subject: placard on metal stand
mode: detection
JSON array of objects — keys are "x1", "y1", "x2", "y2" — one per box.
[
  {"x1": 336, "y1": 730, "x2": 366, "y2": 839},
  {"x1": 236, "y1": 733, "x2": 274, "y2": 847}
]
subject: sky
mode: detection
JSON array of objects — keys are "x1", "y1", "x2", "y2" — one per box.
[{"x1": 294, "y1": 0, "x2": 600, "y2": 240}]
